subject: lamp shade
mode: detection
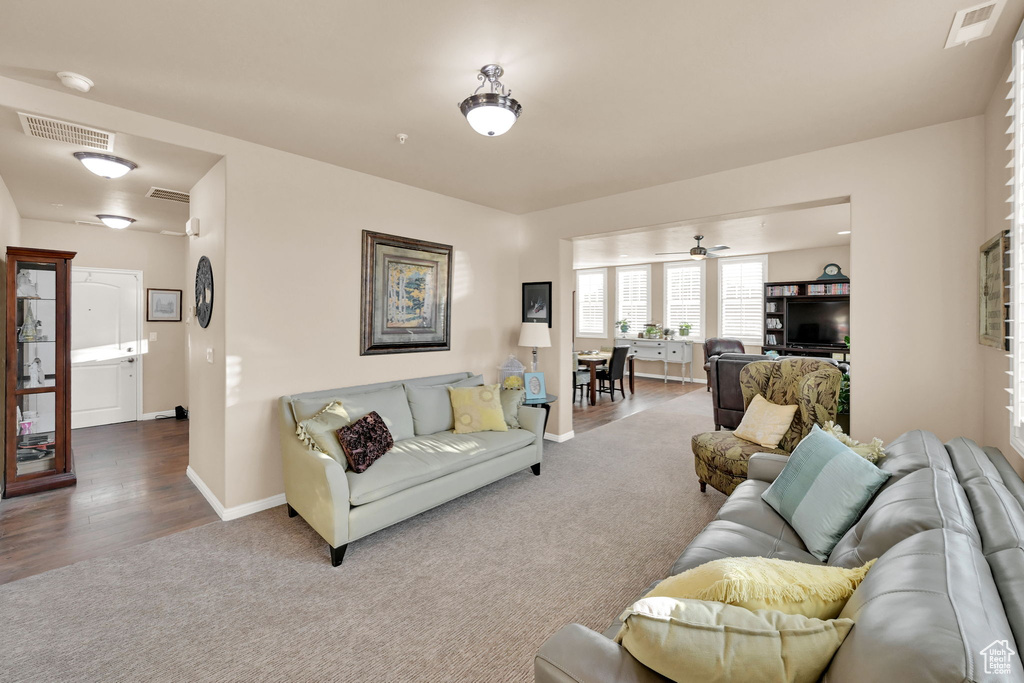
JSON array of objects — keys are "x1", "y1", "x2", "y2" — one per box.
[{"x1": 518, "y1": 322, "x2": 551, "y2": 348}]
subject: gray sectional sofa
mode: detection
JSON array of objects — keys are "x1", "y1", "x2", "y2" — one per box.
[
  {"x1": 535, "y1": 430, "x2": 1024, "y2": 682},
  {"x1": 279, "y1": 372, "x2": 544, "y2": 566}
]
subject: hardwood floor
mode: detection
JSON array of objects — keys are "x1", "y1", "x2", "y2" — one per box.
[
  {"x1": 0, "y1": 418, "x2": 215, "y2": 585},
  {"x1": 572, "y1": 376, "x2": 707, "y2": 435}
]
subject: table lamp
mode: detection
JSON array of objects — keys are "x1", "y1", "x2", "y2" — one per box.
[{"x1": 518, "y1": 322, "x2": 551, "y2": 372}]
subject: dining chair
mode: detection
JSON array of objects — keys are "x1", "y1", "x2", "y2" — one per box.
[
  {"x1": 572, "y1": 352, "x2": 591, "y2": 405},
  {"x1": 595, "y1": 346, "x2": 629, "y2": 401}
]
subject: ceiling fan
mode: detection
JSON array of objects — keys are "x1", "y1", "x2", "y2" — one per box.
[{"x1": 655, "y1": 235, "x2": 730, "y2": 260}]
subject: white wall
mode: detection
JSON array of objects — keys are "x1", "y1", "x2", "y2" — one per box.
[
  {"x1": 527, "y1": 118, "x2": 985, "y2": 445},
  {"x1": 19, "y1": 219, "x2": 189, "y2": 415},
  {"x1": 0, "y1": 172, "x2": 21, "y2": 495}
]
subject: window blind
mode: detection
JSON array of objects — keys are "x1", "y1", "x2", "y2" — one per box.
[
  {"x1": 664, "y1": 261, "x2": 703, "y2": 337},
  {"x1": 576, "y1": 268, "x2": 607, "y2": 337},
  {"x1": 719, "y1": 256, "x2": 765, "y2": 342},
  {"x1": 617, "y1": 265, "x2": 650, "y2": 333},
  {"x1": 1010, "y1": 30, "x2": 1024, "y2": 453}
]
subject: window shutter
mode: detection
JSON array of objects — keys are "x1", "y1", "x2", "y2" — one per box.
[
  {"x1": 719, "y1": 257, "x2": 765, "y2": 341},
  {"x1": 1011, "y1": 32, "x2": 1024, "y2": 450},
  {"x1": 617, "y1": 266, "x2": 651, "y2": 333},
  {"x1": 576, "y1": 269, "x2": 606, "y2": 337},
  {"x1": 665, "y1": 262, "x2": 703, "y2": 337}
]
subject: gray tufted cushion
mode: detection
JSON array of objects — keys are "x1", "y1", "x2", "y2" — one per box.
[
  {"x1": 877, "y1": 429, "x2": 952, "y2": 490},
  {"x1": 946, "y1": 436, "x2": 1003, "y2": 483},
  {"x1": 713, "y1": 479, "x2": 807, "y2": 549},
  {"x1": 963, "y1": 477, "x2": 1024, "y2": 555},
  {"x1": 828, "y1": 467, "x2": 980, "y2": 568},
  {"x1": 667, "y1": 520, "x2": 820, "y2": 577},
  {"x1": 825, "y1": 529, "x2": 1024, "y2": 682}
]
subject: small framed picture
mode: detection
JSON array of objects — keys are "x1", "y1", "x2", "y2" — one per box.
[
  {"x1": 522, "y1": 281, "x2": 552, "y2": 328},
  {"x1": 147, "y1": 288, "x2": 182, "y2": 322},
  {"x1": 524, "y1": 372, "x2": 547, "y2": 400}
]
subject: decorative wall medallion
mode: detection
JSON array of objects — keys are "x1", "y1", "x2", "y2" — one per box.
[{"x1": 195, "y1": 255, "x2": 214, "y2": 329}]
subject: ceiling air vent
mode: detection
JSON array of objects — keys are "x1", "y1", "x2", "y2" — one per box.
[
  {"x1": 945, "y1": 0, "x2": 1005, "y2": 48},
  {"x1": 18, "y1": 112, "x2": 114, "y2": 151},
  {"x1": 146, "y1": 187, "x2": 190, "y2": 204},
  {"x1": 159, "y1": 230, "x2": 186, "y2": 236},
  {"x1": 74, "y1": 220, "x2": 106, "y2": 227}
]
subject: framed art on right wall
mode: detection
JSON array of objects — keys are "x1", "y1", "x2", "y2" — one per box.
[{"x1": 979, "y1": 231, "x2": 1011, "y2": 350}]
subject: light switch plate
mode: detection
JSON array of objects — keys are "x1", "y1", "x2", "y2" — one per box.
[
  {"x1": 206, "y1": 348, "x2": 214, "y2": 364},
  {"x1": 149, "y1": 332, "x2": 158, "y2": 342}
]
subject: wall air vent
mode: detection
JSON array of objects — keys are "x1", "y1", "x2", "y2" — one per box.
[
  {"x1": 160, "y1": 230, "x2": 186, "y2": 236},
  {"x1": 18, "y1": 113, "x2": 114, "y2": 151},
  {"x1": 945, "y1": 0, "x2": 1005, "y2": 48},
  {"x1": 145, "y1": 187, "x2": 190, "y2": 204}
]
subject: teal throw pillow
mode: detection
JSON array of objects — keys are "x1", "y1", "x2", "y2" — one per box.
[{"x1": 761, "y1": 425, "x2": 891, "y2": 561}]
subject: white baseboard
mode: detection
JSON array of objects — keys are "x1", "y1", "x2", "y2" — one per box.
[
  {"x1": 141, "y1": 409, "x2": 176, "y2": 420},
  {"x1": 544, "y1": 430, "x2": 575, "y2": 442},
  {"x1": 186, "y1": 465, "x2": 286, "y2": 521},
  {"x1": 633, "y1": 371, "x2": 707, "y2": 384}
]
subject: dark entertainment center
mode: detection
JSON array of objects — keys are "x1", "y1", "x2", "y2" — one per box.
[{"x1": 763, "y1": 278, "x2": 850, "y2": 361}]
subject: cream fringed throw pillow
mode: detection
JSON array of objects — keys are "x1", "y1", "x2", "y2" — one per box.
[
  {"x1": 733, "y1": 394, "x2": 798, "y2": 448},
  {"x1": 615, "y1": 597, "x2": 854, "y2": 683},
  {"x1": 821, "y1": 420, "x2": 885, "y2": 463},
  {"x1": 295, "y1": 401, "x2": 352, "y2": 465},
  {"x1": 448, "y1": 384, "x2": 508, "y2": 434},
  {"x1": 646, "y1": 556, "x2": 875, "y2": 621}
]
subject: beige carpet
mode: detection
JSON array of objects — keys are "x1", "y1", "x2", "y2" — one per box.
[{"x1": 0, "y1": 391, "x2": 725, "y2": 682}]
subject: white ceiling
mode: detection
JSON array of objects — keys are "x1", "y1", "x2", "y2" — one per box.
[
  {"x1": 0, "y1": 105, "x2": 221, "y2": 234},
  {"x1": 0, "y1": 1, "x2": 1020, "y2": 214},
  {"x1": 572, "y1": 201, "x2": 851, "y2": 269}
]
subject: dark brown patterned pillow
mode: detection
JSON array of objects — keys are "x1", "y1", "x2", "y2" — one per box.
[{"x1": 336, "y1": 411, "x2": 393, "y2": 473}]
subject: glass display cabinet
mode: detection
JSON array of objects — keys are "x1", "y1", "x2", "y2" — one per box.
[{"x1": 4, "y1": 247, "x2": 76, "y2": 497}]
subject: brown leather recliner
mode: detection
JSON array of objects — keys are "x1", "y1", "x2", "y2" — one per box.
[
  {"x1": 710, "y1": 353, "x2": 770, "y2": 430},
  {"x1": 702, "y1": 338, "x2": 746, "y2": 391}
]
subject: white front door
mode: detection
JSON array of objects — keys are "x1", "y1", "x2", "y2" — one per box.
[{"x1": 71, "y1": 268, "x2": 142, "y2": 428}]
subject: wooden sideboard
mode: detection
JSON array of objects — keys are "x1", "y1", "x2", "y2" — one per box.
[{"x1": 616, "y1": 338, "x2": 694, "y2": 383}]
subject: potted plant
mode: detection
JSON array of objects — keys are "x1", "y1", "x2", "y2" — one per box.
[
  {"x1": 645, "y1": 324, "x2": 661, "y2": 339},
  {"x1": 616, "y1": 319, "x2": 630, "y2": 334},
  {"x1": 678, "y1": 322, "x2": 692, "y2": 336}
]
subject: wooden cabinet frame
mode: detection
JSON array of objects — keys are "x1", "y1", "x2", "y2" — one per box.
[{"x1": 4, "y1": 247, "x2": 76, "y2": 497}]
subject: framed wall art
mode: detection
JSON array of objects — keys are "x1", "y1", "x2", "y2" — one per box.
[
  {"x1": 147, "y1": 288, "x2": 182, "y2": 322},
  {"x1": 979, "y1": 231, "x2": 1010, "y2": 350},
  {"x1": 522, "y1": 281, "x2": 552, "y2": 328},
  {"x1": 361, "y1": 230, "x2": 453, "y2": 355}
]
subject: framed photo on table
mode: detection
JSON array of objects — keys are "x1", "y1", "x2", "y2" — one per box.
[
  {"x1": 147, "y1": 288, "x2": 182, "y2": 322},
  {"x1": 361, "y1": 230, "x2": 453, "y2": 355},
  {"x1": 522, "y1": 281, "x2": 552, "y2": 328},
  {"x1": 524, "y1": 372, "x2": 546, "y2": 400}
]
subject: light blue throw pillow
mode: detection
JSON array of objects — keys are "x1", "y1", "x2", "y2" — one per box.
[{"x1": 761, "y1": 425, "x2": 891, "y2": 561}]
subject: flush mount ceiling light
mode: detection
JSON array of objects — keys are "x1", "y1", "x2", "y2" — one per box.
[
  {"x1": 459, "y1": 64, "x2": 522, "y2": 137},
  {"x1": 73, "y1": 152, "x2": 137, "y2": 179},
  {"x1": 96, "y1": 214, "x2": 135, "y2": 229},
  {"x1": 56, "y1": 71, "x2": 94, "y2": 93}
]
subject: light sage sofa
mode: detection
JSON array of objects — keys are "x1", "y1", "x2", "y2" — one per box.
[
  {"x1": 279, "y1": 372, "x2": 544, "y2": 566},
  {"x1": 536, "y1": 431, "x2": 1024, "y2": 682}
]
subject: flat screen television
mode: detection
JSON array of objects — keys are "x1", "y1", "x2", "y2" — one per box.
[{"x1": 785, "y1": 300, "x2": 850, "y2": 348}]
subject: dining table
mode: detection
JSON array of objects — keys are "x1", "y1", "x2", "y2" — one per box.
[{"x1": 576, "y1": 351, "x2": 636, "y2": 406}]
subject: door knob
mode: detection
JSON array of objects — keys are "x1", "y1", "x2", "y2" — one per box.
[{"x1": 126, "y1": 358, "x2": 135, "y2": 363}]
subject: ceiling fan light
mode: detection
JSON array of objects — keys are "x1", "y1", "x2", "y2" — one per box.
[
  {"x1": 96, "y1": 214, "x2": 135, "y2": 229},
  {"x1": 73, "y1": 152, "x2": 137, "y2": 179},
  {"x1": 690, "y1": 252, "x2": 706, "y2": 260}
]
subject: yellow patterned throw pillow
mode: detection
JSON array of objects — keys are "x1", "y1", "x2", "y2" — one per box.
[
  {"x1": 733, "y1": 394, "x2": 799, "y2": 448},
  {"x1": 646, "y1": 556, "x2": 875, "y2": 621},
  {"x1": 448, "y1": 384, "x2": 508, "y2": 434},
  {"x1": 615, "y1": 598, "x2": 853, "y2": 683}
]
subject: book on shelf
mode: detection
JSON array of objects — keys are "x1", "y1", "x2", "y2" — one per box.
[
  {"x1": 807, "y1": 282, "x2": 850, "y2": 296},
  {"x1": 766, "y1": 285, "x2": 800, "y2": 297}
]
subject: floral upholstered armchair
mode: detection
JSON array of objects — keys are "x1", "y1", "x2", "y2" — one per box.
[{"x1": 692, "y1": 357, "x2": 842, "y2": 496}]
